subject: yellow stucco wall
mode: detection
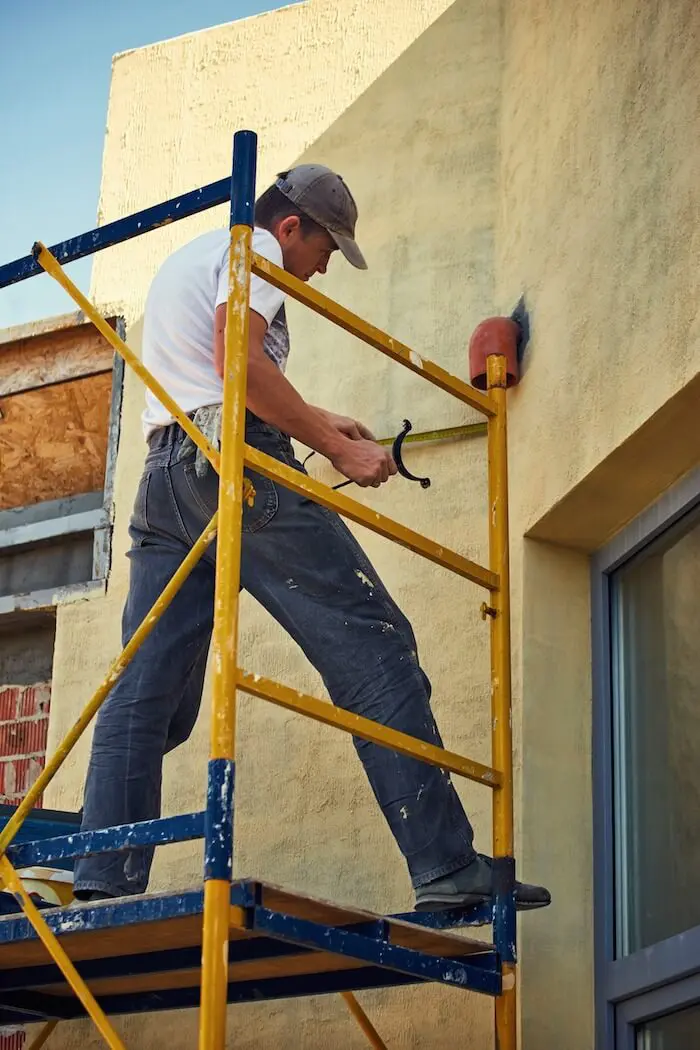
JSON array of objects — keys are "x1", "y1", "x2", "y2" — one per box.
[
  {"x1": 500, "y1": 3, "x2": 699, "y2": 1045},
  {"x1": 39, "y1": 0, "x2": 700, "y2": 1047}
]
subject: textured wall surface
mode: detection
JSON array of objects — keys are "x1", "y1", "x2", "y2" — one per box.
[
  {"x1": 47, "y1": 0, "x2": 501, "y2": 1047},
  {"x1": 499, "y1": 4, "x2": 700, "y2": 1047},
  {"x1": 40, "y1": 0, "x2": 700, "y2": 1047},
  {"x1": 498, "y1": 0, "x2": 700, "y2": 534}
]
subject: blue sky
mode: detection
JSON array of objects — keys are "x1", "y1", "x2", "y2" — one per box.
[{"x1": 0, "y1": 1, "x2": 298, "y2": 328}]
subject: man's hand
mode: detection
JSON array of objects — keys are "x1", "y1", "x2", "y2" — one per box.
[
  {"x1": 330, "y1": 438, "x2": 397, "y2": 488},
  {"x1": 214, "y1": 306, "x2": 396, "y2": 487},
  {"x1": 315, "y1": 408, "x2": 375, "y2": 442},
  {"x1": 314, "y1": 408, "x2": 396, "y2": 486}
]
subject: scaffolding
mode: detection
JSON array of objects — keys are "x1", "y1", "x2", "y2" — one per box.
[{"x1": 0, "y1": 130, "x2": 521, "y2": 1049}]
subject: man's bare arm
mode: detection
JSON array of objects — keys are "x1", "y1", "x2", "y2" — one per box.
[{"x1": 214, "y1": 304, "x2": 395, "y2": 487}]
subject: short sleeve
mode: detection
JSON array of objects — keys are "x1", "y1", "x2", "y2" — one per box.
[{"x1": 214, "y1": 227, "x2": 285, "y2": 327}]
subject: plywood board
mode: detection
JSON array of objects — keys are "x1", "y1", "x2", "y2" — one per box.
[
  {"x1": 260, "y1": 883, "x2": 490, "y2": 956},
  {"x1": 0, "y1": 880, "x2": 491, "y2": 982},
  {"x1": 0, "y1": 909, "x2": 209, "y2": 971},
  {"x1": 0, "y1": 373, "x2": 113, "y2": 511},
  {"x1": 261, "y1": 884, "x2": 378, "y2": 928},
  {"x1": 0, "y1": 899, "x2": 252, "y2": 971},
  {"x1": 0, "y1": 312, "x2": 92, "y2": 346},
  {"x1": 41, "y1": 951, "x2": 364, "y2": 999},
  {"x1": 0, "y1": 321, "x2": 115, "y2": 398}
]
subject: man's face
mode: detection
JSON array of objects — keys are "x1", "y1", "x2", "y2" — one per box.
[{"x1": 275, "y1": 216, "x2": 338, "y2": 282}]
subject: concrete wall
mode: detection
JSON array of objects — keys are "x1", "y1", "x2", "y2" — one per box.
[
  {"x1": 41, "y1": 0, "x2": 700, "y2": 1047},
  {"x1": 0, "y1": 624, "x2": 54, "y2": 687},
  {"x1": 0, "y1": 537, "x2": 94, "y2": 599}
]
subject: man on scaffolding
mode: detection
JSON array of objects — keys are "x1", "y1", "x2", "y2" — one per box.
[{"x1": 74, "y1": 165, "x2": 550, "y2": 914}]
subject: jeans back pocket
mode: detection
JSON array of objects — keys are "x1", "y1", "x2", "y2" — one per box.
[{"x1": 183, "y1": 461, "x2": 279, "y2": 534}]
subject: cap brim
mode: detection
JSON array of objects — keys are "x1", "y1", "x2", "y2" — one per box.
[{"x1": 330, "y1": 230, "x2": 368, "y2": 270}]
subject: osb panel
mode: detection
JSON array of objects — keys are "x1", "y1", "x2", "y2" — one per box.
[
  {"x1": 0, "y1": 373, "x2": 113, "y2": 511},
  {"x1": 0, "y1": 311, "x2": 89, "y2": 345},
  {"x1": 0, "y1": 323, "x2": 115, "y2": 398}
]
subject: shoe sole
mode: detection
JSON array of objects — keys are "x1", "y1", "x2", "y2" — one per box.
[
  {"x1": 413, "y1": 894, "x2": 551, "y2": 913},
  {"x1": 413, "y1": 892, "x2": 489, "y2": 913}
]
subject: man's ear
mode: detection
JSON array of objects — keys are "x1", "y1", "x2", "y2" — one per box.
[{"x1": 276, "y1": 215, "x2": 302, "y2": 243}]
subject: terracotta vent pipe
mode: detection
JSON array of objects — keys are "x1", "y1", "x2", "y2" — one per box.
[{"x1": 468, "y1": 317, "x2": 521, "y2": 391}]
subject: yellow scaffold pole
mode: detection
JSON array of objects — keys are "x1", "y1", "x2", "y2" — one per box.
[
  {"x1": 0, "y1": 513, "x2": 219, "y2": 858},
  {"x1": 486, "y1": 353, "x2": 516, "y2": 1050},
  {"x1": 26, "y1": 1021, "x2": 58, "y2": 1050},
  {"x1": 33, "y1": 243, "x2": 222, "y2": 474},
  {"x1": 198, "y1": 130, "x2": 256, "y2": 1050},
  {"x1": 341, "y1": 992, "x2": 389, "y2": 1050},
  {"x1": 0, "y1": 856, "x2": 125, "y2": 1049},
  {"x1": 1, "y1": 235, "x2": 257, "y2": 859}
]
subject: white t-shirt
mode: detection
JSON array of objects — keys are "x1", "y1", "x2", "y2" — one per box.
[{"x1": 141, "y1": 226, "x2": 287, "y2": 436}]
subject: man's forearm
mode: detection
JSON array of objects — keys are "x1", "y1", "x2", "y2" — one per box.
[{"x1": 246, "y1": 344, "x2": 345, "y2": 458}]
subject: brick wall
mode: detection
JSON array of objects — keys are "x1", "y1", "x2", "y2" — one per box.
[
  {"x1": 0, "y1": 1029, "x2": 26, "y2": 1049},
  {"x1": 0, "y1": 684, "x2": 50, "y2": 806},
  {"x1": 0, "y1": 684, "x2": 51, "y2": 1047}
]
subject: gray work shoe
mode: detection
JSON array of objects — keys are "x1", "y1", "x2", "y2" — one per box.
[{"x1": 414, "y1": 854, "x2": 551, "y2": 912}]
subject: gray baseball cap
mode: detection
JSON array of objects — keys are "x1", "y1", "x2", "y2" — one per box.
[{"x1": 275, "y1": 165, "x2": 367, "y2": 270}]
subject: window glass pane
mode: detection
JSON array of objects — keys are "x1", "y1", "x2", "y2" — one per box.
[
  {"x1": 611, "y1": 504, "x2": 700, "y2": 956},
  {"x1": 635, "y1": 1000, "x2": 700, "y2": 1049}
]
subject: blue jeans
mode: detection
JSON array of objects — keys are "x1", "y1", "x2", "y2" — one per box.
[{"x1": 74, "y1": 416, "x2": 476, "y2": 896}]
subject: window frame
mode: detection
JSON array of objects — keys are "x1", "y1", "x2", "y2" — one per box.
[
  {"x1": 0, "y1": 347, "x2": 124, "y2": 615},
  {"x1": 592, "y1": 464, "x2": 700, "y2": 1049}
]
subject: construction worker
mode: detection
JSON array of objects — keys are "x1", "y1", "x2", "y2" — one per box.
[{"x1": 74, "y1": 165, "x2": 550, "y2": 914}]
